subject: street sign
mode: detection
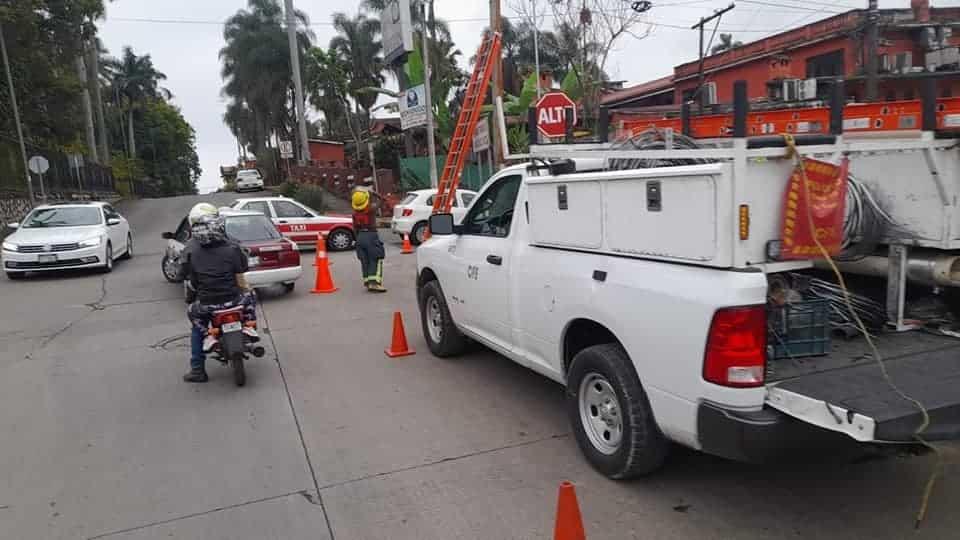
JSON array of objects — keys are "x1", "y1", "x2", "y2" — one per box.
[
  {"x1": 279, "y1": 140, "x2": 294, "y2": 159},
  {"x1": 381, "y1": 0, "x2": 413, "y2": 65},
  {"x1": 473, "y1": 117, "x2": 490, "y2": 152},
  {"x1": 535, "y1": 92, "x2": 577, "y2": 138},
  {"x1": 399, "y1": 84, "x2": 427, "y2": 130},
  {"x1": 28, "y1": 155, "x2": 49, "y2": 175}
]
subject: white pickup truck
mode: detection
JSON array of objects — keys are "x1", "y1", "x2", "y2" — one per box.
[{"x1": 415, "y1": 149, "x2": 960, "y2": 478}]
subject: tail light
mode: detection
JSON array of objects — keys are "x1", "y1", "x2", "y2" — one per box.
[
  {"x1": 213, "y1": 308, "x2": 244, "y2": 326},
  {"x1": 703, "y1": 306, "x2": 767, "y2": 388},
  {"x1": 401, "y1": 208, "x2": 413, "y2": 217}
]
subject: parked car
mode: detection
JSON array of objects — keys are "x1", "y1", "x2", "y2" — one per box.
[
  {"x1": 231, "y1": 196, "x2": 354, "y2": 251},
  {"x1": 2, "y1": 201, "x2": 133, "y2": 279},
  {"x1": 391, "y1": 189, "x2": 477, "y2": 245},
  {"x1": 161, "y1": 209, "x2": 301, "y2": 292},
  {"x1": 235, "y1": 169, "x2": 264, "y2": 192}
]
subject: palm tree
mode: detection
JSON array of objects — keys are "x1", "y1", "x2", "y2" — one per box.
[
  {"x1": 102, "y1": 46, "x2": 170, "y2": 159},
  {"x1": 711, "y1": 34, "x2": 743, "y2": 55},
  {"x1": 329, "y1": 12, "x2": 384, "y2": 156},
  {"x1": 220, "y1": 0, "x2": 312, "y2": 162}
]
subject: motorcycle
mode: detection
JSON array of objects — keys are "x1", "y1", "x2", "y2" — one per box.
[{"x1": 207, "y1": 305, "x2": 265, "y2": 386}]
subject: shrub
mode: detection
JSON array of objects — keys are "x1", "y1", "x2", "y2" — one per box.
[
  {"x1": 277, "y1": 181, "x2": 300, "y2": 198},
  {"x1": 293, "y1": 184, "x2": 325, "y2": 213}
]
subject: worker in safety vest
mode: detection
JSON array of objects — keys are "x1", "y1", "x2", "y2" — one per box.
[{"x1": 351, "y1": 188, "x2": 387, "y2": 292}]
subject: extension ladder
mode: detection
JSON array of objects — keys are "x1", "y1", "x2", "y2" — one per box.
[{"x1": 431, "y1": 31, "x2": 502, "y2": 215}]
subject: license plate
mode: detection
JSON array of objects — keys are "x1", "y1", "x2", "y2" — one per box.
[
  {"x1": 248, "y1": 256, "x2": 260, "y2": 267},
  {"x1": 222, "y1": 321, "x2": 242, "y2": 333},
  {"x1": 39, "y1": 254, "x2": 57, "y2": 264}
]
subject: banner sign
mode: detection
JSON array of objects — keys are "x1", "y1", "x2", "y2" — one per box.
[
  {"x1": 399, "y1": 84, "x2": 427, "y2": 130},
  {"x1": 780, "y1": 157, "x2": 848, "y2": 259}
]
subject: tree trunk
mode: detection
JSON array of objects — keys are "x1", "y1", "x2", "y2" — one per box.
[
  {"x1": 76, "y1": 52, "x2": 99, "y2": 163},
  {"x1": 127, "y1": 110, "x2": 136, "y2": 159},
  {"x1": 87, "y1": 45, "x2": 110, "y2": 165}
]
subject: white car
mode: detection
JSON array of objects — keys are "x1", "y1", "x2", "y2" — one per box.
[
  {"x1": 235, "y1": 169, "x2": 264, "y2": 192},
  {"x1": 391, "y1": 189, "x2": 477, "y2": 245},
  {"x1": 2, "y1": 201, "x2": 133, "y2": 279},
  {"x1": 231, "y1": 196, "x2": 355, "y2": 251}
]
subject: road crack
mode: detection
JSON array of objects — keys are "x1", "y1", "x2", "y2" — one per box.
[{"x1": 24, "y1": 275, "x2": 110, "y2": 359}]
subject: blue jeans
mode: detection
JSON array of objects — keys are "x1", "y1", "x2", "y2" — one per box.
[{"x1": 190, "y1": 325, "x2": 205, "y2": 371}]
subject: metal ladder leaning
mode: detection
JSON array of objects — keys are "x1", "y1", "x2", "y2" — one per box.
[{"x1": 430, "y1": 31, "x2": 502, "y2": 215}]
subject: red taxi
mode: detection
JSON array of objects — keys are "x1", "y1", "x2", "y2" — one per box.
[{"x1": 231, "y1": 196, "x2": 355, "y2": 251}]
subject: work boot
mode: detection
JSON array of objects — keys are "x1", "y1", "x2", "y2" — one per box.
[
  {"x1": 182, "y1": 368, "x2": 209, "y2": 383},
  {"x1": 368, "y1": 283, "x2": 387, "y2": 293}
]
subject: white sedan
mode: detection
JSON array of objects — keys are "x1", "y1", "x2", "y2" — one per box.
[
  {"x1": 235, "y1": 169, "x2": 265, "y2": 192},
  {"x1": 391, "y1": 189, "x2": 477, "y2": 245},
  {"x1": 2, "y1": 202, "x2": 133, "y2": 279}
]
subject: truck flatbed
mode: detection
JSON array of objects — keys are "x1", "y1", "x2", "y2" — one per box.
[{"x1": 768, "y1": 331, "x2": 960, "y2": 441}]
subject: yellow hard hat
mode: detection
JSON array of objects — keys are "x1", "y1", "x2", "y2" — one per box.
[{"x1": 352, "y1": 190, "x2": 370, "y2": 211}]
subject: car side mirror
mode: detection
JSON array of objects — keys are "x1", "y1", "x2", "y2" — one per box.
[
  {"x1": 161, "y1": 232, "x2": 175, "y2": 240},
  {"x1": 107, "y1": 218, "x2": 121, "y2": 226},
  {"x1": 428, "y1": 213, "x2": 455, "y2": 236},
  {"x1": 7, "y1": 222, "x2": 19, "y2": 229}
]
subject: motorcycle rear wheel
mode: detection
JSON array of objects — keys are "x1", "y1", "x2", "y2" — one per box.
[{"x1": 232, "y1": 356, "x2": 246, "y2": 387}]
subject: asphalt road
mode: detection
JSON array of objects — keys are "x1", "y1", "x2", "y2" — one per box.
[{"x1": 1, "y1": 193, "x2": 959, "y2": 539}]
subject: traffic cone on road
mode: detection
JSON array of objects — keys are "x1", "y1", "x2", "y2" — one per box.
[
  {"x1": 554, "y1": 481, "x2": 586, "y2": 540},
  {"x1": 313, "y1": 232, "x2": 327, "y2": 267},
  {"x1": 401, "y1": 233, "x2": 414, "y2": 254},
  {"x1": 310, "y1": 236, "x2": 338, "y2": 294},
  {"x1": 384, "y1": 311, "x2": 415, "y2": 357}
]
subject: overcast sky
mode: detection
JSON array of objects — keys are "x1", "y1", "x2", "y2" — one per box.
[{"x1": 97, "y1": 0, "x2": 953, "y2": 193}]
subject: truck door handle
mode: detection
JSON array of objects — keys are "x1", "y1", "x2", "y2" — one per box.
[{"x1": 486, "y1": 254, "x2": 502, "y2": 266}]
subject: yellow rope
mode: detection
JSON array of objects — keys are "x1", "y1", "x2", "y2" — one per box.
[{"x1": 782, "y1": 134, "x2": 940, "y2": 528}]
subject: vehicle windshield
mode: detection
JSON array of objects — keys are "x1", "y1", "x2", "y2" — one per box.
[
  {"x1": 22, "y1": 207, "x2": 102, "y2": 228},
  {"x1": 225, "y1": 214, "x2": 281, "y2": 242}
]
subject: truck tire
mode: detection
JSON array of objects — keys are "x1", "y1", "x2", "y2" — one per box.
[
  {"x1": 419, "y1": 280, "x2": 467, "y2": 357},
  {"x1": 567, "y1": 344, "x2": 669, "y2": 478}
]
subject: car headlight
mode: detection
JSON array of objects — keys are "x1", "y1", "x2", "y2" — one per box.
[
  {"x1": 79, "y1": 237, "x2": 102, "y2": 248},
  {"x1": 2, "y1": 241, "x2": 17, "y2": 252}
]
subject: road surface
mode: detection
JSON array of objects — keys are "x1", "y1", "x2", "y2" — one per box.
[{"x1": 0, "y1": 194, "x2": 958, "y2": 539}]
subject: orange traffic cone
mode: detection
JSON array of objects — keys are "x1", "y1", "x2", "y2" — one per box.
[
  {"x1": 554, "y1": 481, "x2": 586, "y2": 540},
  {"x1": 313, "y1": 232, "x2": 327, "y2": 267},
  {"x1": 310, "y1": 236, "x2": 338, "y2": 294},
  {"x1": 384, "y1": 311, "x2": 415, "y2": 357},
  {"x1": 401, "y1": 233, "x2": 414, "y2": 254}
]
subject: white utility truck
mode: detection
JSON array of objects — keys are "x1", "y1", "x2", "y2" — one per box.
[{"x1": 415, "y1": 130, "x2": 960, "y2": 478}]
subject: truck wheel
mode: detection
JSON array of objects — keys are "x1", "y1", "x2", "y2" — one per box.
[
  {"x1": 419, "y1": 280, "x2": 467, "y2": 357},
  {"x1": 567, "y1": 344, "x2": 669, "y2": 478}
]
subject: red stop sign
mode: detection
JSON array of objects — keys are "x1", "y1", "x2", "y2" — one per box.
[{"x1": 535, "y1": 92, "x2": 577, "y2": 138}]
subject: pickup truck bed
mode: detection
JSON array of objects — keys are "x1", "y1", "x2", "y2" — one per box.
[{"x1": 768, "y1": 332, "x2": 960, "y2": 441}]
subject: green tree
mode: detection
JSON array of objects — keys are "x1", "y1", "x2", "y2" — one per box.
[
  {"x1": 711, "y1": 34, "x2": 743, "y2": 55},
  {"x1": 102, "y1": 46, "x2": 170, "y2": 159},
  {"x1": 220, "y1": 0, "x2": 312, "y2": 172},
  {"x1": 138, "y1": 100, "x2": 201, "y2": 195}
]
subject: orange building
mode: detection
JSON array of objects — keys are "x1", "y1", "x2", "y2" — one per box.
[{"x1": 603, "y1": 1, "x2": 960, "y2": 113}]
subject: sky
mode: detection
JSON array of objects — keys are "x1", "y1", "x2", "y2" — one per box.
[{"x1": 97, "y1": 0, "x2": 954, "y2": 193}]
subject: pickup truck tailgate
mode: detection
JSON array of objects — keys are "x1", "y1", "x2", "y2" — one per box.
[{"x1": 767, "y1": 342, "x2": 960, "y2": 443}]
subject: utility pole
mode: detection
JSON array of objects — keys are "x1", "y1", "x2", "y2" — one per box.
[
  {"x1": 531, "y1": 0, "x2": 542, "y2": 100},
  {"x1": 490, "y1": 0, "x2": 503, "y2": 168},
  {"x1": 284, "y1": 0, "x2": 311, "y2": 165},
  {"x1": 422, "y1": 0, "x2": 438, "y2": 188},
  {"x1": 865, "y1": 0, "x2": 879, "y2": 101},
  {"x1": 0, "y1": 23, "x2": 35, "y2": 204},
  {"x1": 691, "y1": 3, "x2": 735, "y2": 111}
]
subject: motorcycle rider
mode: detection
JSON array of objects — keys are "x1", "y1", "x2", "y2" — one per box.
[
  {"x1": 178, "y1": 203, "x2": 256, "y2": 382},
  {"x1": 352, "y1": 188, "x2": 387, "y2": 292}
]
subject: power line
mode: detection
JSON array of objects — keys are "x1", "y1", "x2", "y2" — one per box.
[
  {"x1": 106, "y1": 15, "x2": 807, "y2": 34},
  {"x1": 735, "y1": 0, "x2": 845, "y2": 14}
]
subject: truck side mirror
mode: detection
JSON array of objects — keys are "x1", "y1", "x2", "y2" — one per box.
[{"x1": 428, "y1": 213, "x2": 455, "y2": 236}]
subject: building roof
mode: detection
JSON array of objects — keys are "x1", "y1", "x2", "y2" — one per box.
[{"x1": 600, "y1": 75, "x2": 674, "y2": 106}]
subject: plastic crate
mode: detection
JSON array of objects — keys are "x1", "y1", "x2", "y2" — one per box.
[{"x1": 767, "y1": 299, "x2": 830, "y2": 359}]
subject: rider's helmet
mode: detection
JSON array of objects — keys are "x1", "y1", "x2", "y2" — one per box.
[{"x1": 188, "y1": 203, "x2": 225, "y2": 246}]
